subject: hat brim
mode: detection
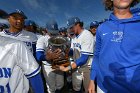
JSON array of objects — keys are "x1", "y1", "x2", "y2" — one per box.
[
  {"x1": 0, "y1": 9, "x2": 8, "y2": 19},
  {"x1": 90, "y1": 25, "x2": 98, "y2": 28},
  {"x1": 9, "y1": 12, "x2": 27, "y2": 19},
  {"x1": 67, "y1": 24, "x2": 75, "y2": 29}
]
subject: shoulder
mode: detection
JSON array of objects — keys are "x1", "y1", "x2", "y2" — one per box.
[
  {"x1": 97, "y1": 20, "x2": 110, "y2": 32},
  {"x1": 82, "y1": 29, "x2": 93, "y2": 39},
  {"x1": 0, "y1": 36, "x2": 26, "y2": 51},
  {"x1": 0, "y1": 30, "x2": 8, "y2": 36},
  {"x1": 37, "y1": 35, "x2": 50, "y2": 44},
  {"x1": 38, "y1": 35, "x2": 47, "y2": 41},
  {"x1": 22, "y1": 30, "x2": 38, "y2": 41}
]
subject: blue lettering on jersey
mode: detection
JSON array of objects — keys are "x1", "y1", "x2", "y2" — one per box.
[
  {"x1": 23, "y1": 41, "x2": 33, "y2": 52},
  {"x1": 24, "y1": 42, "x2": 32, "y2": 47},
  {"x1": 0, "y1": 68, "x2": 11, "y2": 93},
  {"x1": 0, "y1": 83, "x2": 11, "y2": 93},
  {"x1": 73, "y1": 43, "x2": 81, "y2": 49},
  {"x1": 0, "y1": 68, "x2": 11, "y2": 78},
  {"x1": 0, "y1": 86, "x2": 4, "y2": 93}
]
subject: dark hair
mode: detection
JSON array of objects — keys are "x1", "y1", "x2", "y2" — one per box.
[
  {"x1": 104, "y1": 0, "x2": 140, "y2": 11},
  {"x1": 75, "y1": 22, "x2": 84, "y2": 28}
]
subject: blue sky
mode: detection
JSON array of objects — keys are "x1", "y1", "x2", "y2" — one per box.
[{"x1": 0, "y1": 0, "x2": 140, "y2": 28}]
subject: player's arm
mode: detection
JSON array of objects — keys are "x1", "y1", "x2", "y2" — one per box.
[
  {"x1": 59, "y1": 33, "x2": 94, "y2": 71},
  {"x1": 58, "y1": 54, "x2": 89, "y2": 71},
  {"x1": 28, "y1": 73, "x2": 44, "y2": 93},
  {"x1": 89, "y1": 28, "x2": 102, "y2": 93},
  {"x1": 36, "y1": 37, "x2": 61, "y2": 62},
  {"x1": 36, "y1": 37, "x2": 47, "y2": 61},
  {"x1": 88, "y1": 80, "x2": 96, "y2": 93},
  {"x1": 17, "y1": 42, "x2": 44, "y2": 93}
]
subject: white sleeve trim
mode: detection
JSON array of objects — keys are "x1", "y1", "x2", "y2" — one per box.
[{"x1": 25, "y1": 66, "x2": 41, "y2": 78}]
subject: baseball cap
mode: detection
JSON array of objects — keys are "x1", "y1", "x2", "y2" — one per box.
[
  {"x1": 25, "y1": 20, "x2": 36, "y2": 26},
  {"x1": 9, "y1": 9, "x2": 27, "y2": 19},
  {"x1": 0, "y1": 9, "x2": 8, "y2": 19},
  {"x1": 90, "y1": 21, "x2": 99, "y2": 28},
  {"x1": 46, "y1": 20, "x2": 59, "y2": 34},
  {"x1": 67, "y1": 17, "x2": 81, "y2": 29}
]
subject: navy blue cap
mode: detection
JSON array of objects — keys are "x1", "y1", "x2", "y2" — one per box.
[
  {"x1": 25, "y1": 20, "x2": 36, "y2": 26},
  {"x1": 59, "y1": 27, "x2": 67, "y2": 32},
  {"x1": 9, "y1": 9, "x2": 27, "y2": 19},
  {"x1": 67, "y1": 17, "x2": 80, "y2": 29},
  {"x1": 46, "y1": 20, "x2": 59, "y2": 34},
  {"x1": 90, "y1": 21, "x2": 99, "y2": 27},
  {"x1": 0, "y1": 9, "x2": 8, "y2": 19}
]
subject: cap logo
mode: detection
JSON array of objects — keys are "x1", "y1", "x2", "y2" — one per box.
[
  {"x1": 74, "y1": 19, "x2": 77, "y2": 22},
  {"x1": 67, "y1": 21, "x2": 69, "y2": 26},
  {"x1": 51, "y1": 25, "x2": 54, "y2": 29}
]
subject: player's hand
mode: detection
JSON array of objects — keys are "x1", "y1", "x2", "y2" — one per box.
[
  {"x1": 88, "y1": 80, "x2": 96, "y2": 93},
  {"x1": 55, "y1": 65, "x2": 69, "y2": 72},
  {"x1": 65, "y1": 47, "x2": 70, "y2": 55},
  {"x1": 46, "y1": 49, "x2": 61, "y2": 61}
]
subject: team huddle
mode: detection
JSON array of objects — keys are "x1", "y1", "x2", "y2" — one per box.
[{"x1": 0, "y1": 0, "x2": 140, "y2": 93}]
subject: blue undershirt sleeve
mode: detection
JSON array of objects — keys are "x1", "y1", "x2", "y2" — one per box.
[{"x1": 29, "y1": 73, "x2": 44, "y2": 93}]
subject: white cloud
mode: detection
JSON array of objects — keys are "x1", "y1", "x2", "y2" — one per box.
[
  {"x1": 21, "y1": 0, "x2": 60, "y2": 18},
  {"x1": 21, "y1": 0, "x2": 42, "y2": 11}
]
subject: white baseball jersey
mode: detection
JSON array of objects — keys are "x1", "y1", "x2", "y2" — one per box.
[
  {"x1": 71, "y1": 29, "x2": 94, "y2": 66},
  {"x1": 35, "y1": 33, "x2": 43, "y2": 39},
  {"x1": 36, "y1": 34, "x2": 50, "y2": 65},
  {"x1": 0, "y1": 36, "x2": 40, "y2": 93},
  {"x1": 0, "y1": 30, "x2": 37, "y2": 54}
]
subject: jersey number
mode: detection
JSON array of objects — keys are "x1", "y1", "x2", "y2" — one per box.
[{"x1": 0, "y1": 83, "x2": 11, "y2": 93}]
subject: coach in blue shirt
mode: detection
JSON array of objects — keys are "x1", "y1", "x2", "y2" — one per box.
[{"x1": 88, "y1": 0, "x2": 140, "y2": 93}]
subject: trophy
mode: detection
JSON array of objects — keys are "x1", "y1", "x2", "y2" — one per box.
[{"x1": 48, "y1": 35, "x2": 70, "y2": 69}]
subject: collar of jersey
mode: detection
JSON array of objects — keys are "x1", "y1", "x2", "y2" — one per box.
[{"x1": 4, "y1": 30, "x2": 22, "y2": 37}]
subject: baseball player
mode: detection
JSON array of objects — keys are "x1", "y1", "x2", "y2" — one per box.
[
  {"x1": 89, "y1": 21, "x2": 99, "y2": 53},
  {"x1": 88, "y1": 0, "x2": 140, "y2": 93},
  {"x1": 59, "y1": 27, "x2": 67, "y2": 37},
  {"x1": 24, "y1": 20, "x2": 42, "y2": 39},
  {"x1": 57, "y1": 17, "x2": 94, "y2": 93},
  {"x1": 0, "y1": 35, "x2": 44, "y2": 93},
  {"x1": 0, "y1": 9, "x2": 37, "y2": 57},
  {"x1": 24, "y1": 20, "x2": 37, "y2": 33},
  {"x1": 36, "y1": 20, "x2": 64, "y2": 93},
  {"x1": 0, "y1": 9, "x2": 8, "y2": 19},
  {"x1": 89, "y1": 21, "x2": 99, "y2": 36}
]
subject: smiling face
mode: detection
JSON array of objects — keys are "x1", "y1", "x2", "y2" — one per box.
[
  {"x1": 8, "y1": 14, "x2": 25, "y2": 31},
  {"x1": 113, "y1": 0, "x2": 133, "y2": 9}
]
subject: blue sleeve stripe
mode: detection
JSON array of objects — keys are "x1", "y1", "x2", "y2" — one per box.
[
  {"x1": 81, "y1": 51, "x2": 93, "y2": 55},
  {"x1": 36, "y1": 49, "x2": 45, "y2": 51},
  {"x1": 81, "y1": 51, "x2": 93, "y2": 54},
  {"x1": 81, "y1": 53, "x2": 93, "y2": 55},
  {"x1": 26, "y1": 66, "x2": 41, "y2": 78}
]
